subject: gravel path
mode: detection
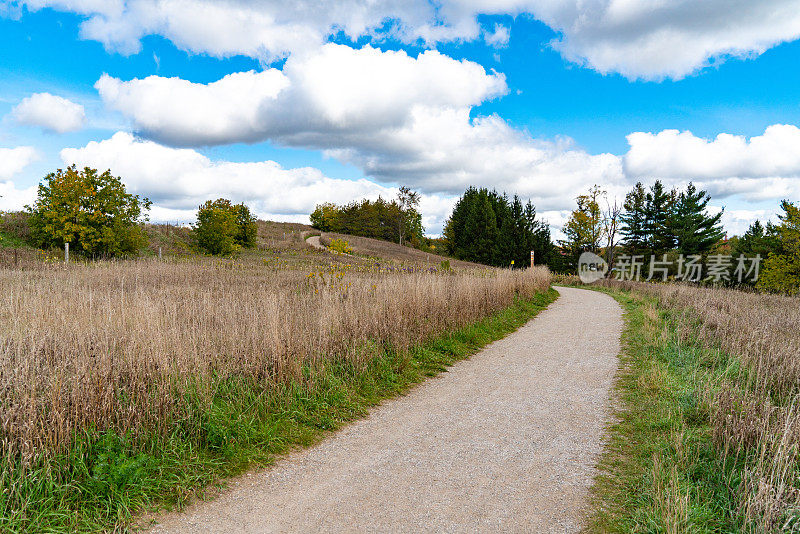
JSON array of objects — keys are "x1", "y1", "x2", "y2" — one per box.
[
  {"x1": 305, "y1": 235, "x2": 325, "y2": 250},
  {"x1": 151, "y1": 287, "x2": 623, "y2": 533}
]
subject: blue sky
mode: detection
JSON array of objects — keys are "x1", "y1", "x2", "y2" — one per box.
[{"x1": 2, "y1": 1, "x2": 800, "y2": 236}]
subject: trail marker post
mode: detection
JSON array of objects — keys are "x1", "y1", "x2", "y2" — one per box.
[
  {"x1": 530, "y1": 250, "x2": 534, "y2": 268},
  {"x1": 65, "y1": 242, "x2": 69, "y2": 264}
]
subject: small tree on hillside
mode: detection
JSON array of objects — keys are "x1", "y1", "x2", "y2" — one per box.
[
  {"x1": 194, "y1": 199, "x2": 257, "y2": 255},
  {"x1": 27, "y1": 165, "x2": 150, "y2": 258},
  {"x1": 559, "y1": 186, "x2": 605, "y2": 269},
  {"x1": 397, "y1": 186, "x2": 421, "y2": 246},
  {"x1": 233, "y1": 203, "x2": 258, "y2": 248},
  {"x1": 310, "y1": 202, "x2": 340, "y2": 232}
]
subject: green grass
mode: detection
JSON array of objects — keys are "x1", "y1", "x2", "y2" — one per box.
[
  {"x1": 0, "y1": 231, "x2": 28, "y2": 248},
  {"x1": 1, "y1": 288, "x2": 557, "y2": 532},
  {"x1": 588, "y1": 289, "x2": 746, "y2": 533}
]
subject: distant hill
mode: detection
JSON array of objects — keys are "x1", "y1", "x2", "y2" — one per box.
[{"x1": 320, "y1": 232, "x2": 479, "y2": 268}]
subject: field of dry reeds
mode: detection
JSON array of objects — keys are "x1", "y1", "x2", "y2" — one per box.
[
  {"x1": 598, "y1": 279, "x2": 800, "y2": 530},
  {"x1": 0, "y1": 257, "x2": 550, "y2": 467}
]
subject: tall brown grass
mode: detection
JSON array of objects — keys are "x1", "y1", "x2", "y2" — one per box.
[
  {"x1": 599, "y1": 279, "x2": 800, "y2": 529},
  {"x1": 0, "y1": 258, "x2": 550, "y2": 467}
]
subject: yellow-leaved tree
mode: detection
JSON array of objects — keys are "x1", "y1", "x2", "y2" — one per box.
[{"x1": 27, "y1": 165, "x2": 151, "y2": 258}]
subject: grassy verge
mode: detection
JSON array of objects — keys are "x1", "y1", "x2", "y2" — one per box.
[
  {"x1": 4, "y1": 288, "x2": 557, "y2": 532},
  {"x1": 588, "y1": 288, "x2": 746, "y2": 532}
]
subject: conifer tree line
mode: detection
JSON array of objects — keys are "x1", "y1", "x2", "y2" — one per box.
[
  {"x1": 442, "y1": 187, "x2": 556, "y2": 268},
  {"x1": 618, "y1": 181, "x2": 725, "y2": 258},
  {"x1": 560, "y1": 179, "x2": 800, "y2": 293}
]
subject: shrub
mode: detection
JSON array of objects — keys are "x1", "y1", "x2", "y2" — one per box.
[
  {"x1": 0, "y1": 211, "x2": 32, "y2": 245},
  {"x1": 328, "y1": 238, "x2": 353, "y2": 254},
  {"x1": 233, "y1": 203, "x2": 257, "y2": 248},
  {"x1": 194, "y1": 199, "x2": 258, "y2": 256},
  {"x1": 27, "y1": 165, "x2": 150, "y2": 258}
]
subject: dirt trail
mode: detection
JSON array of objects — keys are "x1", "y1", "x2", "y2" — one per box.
[
  {"x1": 305, "y1": 235, "x2": 325, "y2": 250},
  {"x1": 151, "y1": 287, "x2": 623, "y2": 533}
]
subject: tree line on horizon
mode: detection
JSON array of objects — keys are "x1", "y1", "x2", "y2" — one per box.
[
  {"x1": 2, "y1": 164, "x2": 798, "y2": 294},
  {"x1": 8, "y1": 165, "x2": 257, "y2": 258},
  {"x1": 309, "y1": 187, "x2": 424, "y2": 247},
  {"x1": 559, "y1": 180, "x2": 800, "y2": 293}
]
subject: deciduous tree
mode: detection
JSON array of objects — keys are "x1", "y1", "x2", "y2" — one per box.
[{"x1": 27, "y1": 165, "x2": 150, "y2": 258}]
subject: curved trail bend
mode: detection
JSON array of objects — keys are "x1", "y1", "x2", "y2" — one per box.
[{"x1": 153, "y1": 287, "x2": 623, "y2": 533}]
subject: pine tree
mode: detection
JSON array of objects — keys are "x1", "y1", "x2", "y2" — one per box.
[
  {"x1": 670, "y1": 182, "x2": 724, "y2": 255},
  {"x1": 464, "y1": 191, "x2": 499, "y2": 265},
  {"x1": 620, "y1": 182, "x2": 648, "y2": 255},
  {"x1": 643, "y1": 181, "x2": 676, "y2": 256}
]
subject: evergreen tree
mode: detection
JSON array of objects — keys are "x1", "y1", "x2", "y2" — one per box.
[
  {"x1": 443, "y1": 187, "x2": 557, "y2": 269},
  {"x1": 620, "y1": 182, "x2": 648, "y2": 255},
  {"x1": 643, "y1": 180, "x2": 675, "y2": 256},
  {"x1": 669, "y1": 182, "x2": 724, "y2": 255},
  {"x1": 443, "y1": 187, "x2": 478, "y2": 259},
  {"x1": 758, "y1": 200, "x2": 800, "y2": 294},
  {"x1": 733, "y1": 220, "x2": 780, "y2": 259},
  {"x1": 463, "y1": 190, "x2": 499, "y2": 265}
]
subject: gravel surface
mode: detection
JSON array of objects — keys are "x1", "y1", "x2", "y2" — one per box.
[
  {"x1": 305, "y1": 235, "x2": 325, "y2": 250},
  {"x1": 150, "y1": 286, "x2": 623, "y2": 533}
]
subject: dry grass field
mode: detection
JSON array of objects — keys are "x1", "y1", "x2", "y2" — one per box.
[
  {"x1": 320, "y1": 232, "x2": 480, "y2": 268},
  {"x1": 0, "y1": 241, "x2": 552, "y2": 531},
  {"x1": 1, "y1": 259, "x2": 549, "y2": 461}
]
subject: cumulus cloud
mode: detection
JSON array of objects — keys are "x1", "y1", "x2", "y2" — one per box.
[
  {"x1": 97, "y1": 44, "x2": 624, "y2": 211},
  {"x1": 58, "y1": 131, "x2": 459, "y2": 230},
  {"x1": 96, "y1": 44, "x2": 507, "y2": 146},
  {"x1": 0, "y1": 181, "x2": 38, "y2": 211},
  {"x1": 530, "y1": 0, "x2": 800, "y2": 80},
  {"x1": 722, "y1": 208, "x2": 782, "y2": 237},
  {"x1": 11, "y1": 92, "x2": 87, "y2": 133},
  {"x1": 13, "y1": 1, "x2": 800, "y2": 79},
  {"x1": 15, "y1": 0, "x2": 469, "y2": 59},
  {"x1": 484, "y1": 24, "x2": 510, "y2": 47},
  {"x1": 0, "y1": 146, "x2": 37, "y2": 180},
  {"x1": 0, "y1": 146, "x2": 38, "y2": 211},
  {"x1": 624, "y1": 124, "x2": 800, "y2": 201}
]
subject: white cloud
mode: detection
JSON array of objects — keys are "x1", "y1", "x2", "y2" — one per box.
[
  {"x1": 624, "y1": 125, "x2": 800, "y2": 202},
  {"x1": 97, "y1": 44, "x2": 623, "y2": 211},
  {"x1": 0, "y1": 181, "x2": 38, "y2": 211},
  {"x1": 0, "y1": 146, "x2": 38, "y2": 211},
  {"x1": 484, "y1": 24, "x2": 510, "y2": 47},
  {"x1": 14, "y1": 0, "x2": 800, "y2": 79},
  {"x1": 96, "y1": 44, "x2": 507, "y2": 146},
  {"x1": 528, "y1": 0, "x2": 800, "y2": 80},
  {"x1": 58, "y1": 131, "x2": 461, "y2": 231},
  {"x1": 0, "y1": 146, "x2": 37, "y2": 180},
  {"x1": 722, "y1": 208, "x2": 782, "y2": 237},
  {"x1": 11, "y1": 92, "x2": 87, "y2": 133}
]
